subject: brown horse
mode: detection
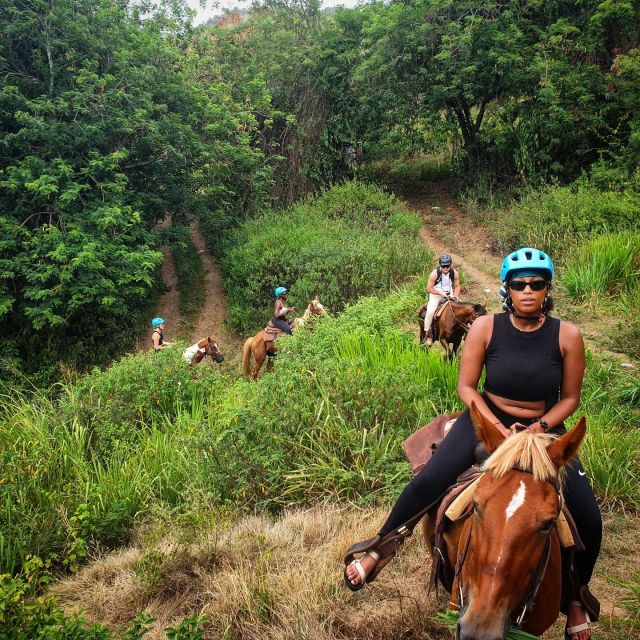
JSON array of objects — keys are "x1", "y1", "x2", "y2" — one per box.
[
  {"x1": 182, "y1": 336, "x2": 224, "y2": 365},
  {"x1": 428, "y1": 405, "x2": 586, "y2": 639},
  {"x1": 242, "y1": 299, "x2": 325, "y2": 380},
  {"x1": 418, "y1": 299, "x2": 486, "y2": 359}
]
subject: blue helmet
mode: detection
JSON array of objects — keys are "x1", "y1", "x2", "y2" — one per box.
[
  {"x1": 501, "y1": 248, "x2": 554, "y2": 282},
  {"x1": 274, "y1": 286, "x2": 288, "y2": 297},
  {"x1": 151, "y1": 317, "x2": 165, "y2": 327}
]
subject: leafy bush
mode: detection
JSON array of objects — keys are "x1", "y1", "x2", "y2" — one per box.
[
  {"x1": 63, "y1": 346, "x2": 223, "y2": 459},
  {"x1": 168, "y1": 224, "x2": 206, "y2": 323},
  {"x1": 360, "y1": 156, "x2": 455, "y2": 189},
  {"x1": 221, "y1": 181, "x2": 430, "y2": 332}
]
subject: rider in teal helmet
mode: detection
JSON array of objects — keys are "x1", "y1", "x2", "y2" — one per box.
[
  {"x1": 150, "y1": 317, "x2": 171, "y2": 351},
  {"x1": 272, "y1": 286, "x2": 295, "y2": 335},
  {"x1": 500, "y1": 248, "x2": 554, "y2": 322}
]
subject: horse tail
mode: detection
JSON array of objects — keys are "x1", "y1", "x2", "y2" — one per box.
[{"x1": 242, "y1": 337, "x2": 253, "y2": 380}]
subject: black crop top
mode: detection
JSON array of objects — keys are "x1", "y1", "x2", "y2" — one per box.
[{"x1": 484, "y1": 313, "x2": 562, "y2": 408}]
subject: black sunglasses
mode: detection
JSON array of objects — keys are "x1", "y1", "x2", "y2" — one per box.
[
  {"x1": 509, "y1": 280, "x2": 548, "y2": 292},
  {"x1": 440, "y1": 264, "x2": 451, "y2": 269}
]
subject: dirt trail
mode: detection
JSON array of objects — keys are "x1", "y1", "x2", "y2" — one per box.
[
  {"x1": 399, "y1": 183, "x2": 502, "y2": 311},
  {"x1": 188, "y1": 221, "x2": 243, "y2": 369}
]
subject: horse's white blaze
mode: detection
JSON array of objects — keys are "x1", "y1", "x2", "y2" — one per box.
[{"x1": 505, "y1": 480, "x2": 526, "y2": 521}]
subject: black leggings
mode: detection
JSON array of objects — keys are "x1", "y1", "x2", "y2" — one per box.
[
  {"x1": 378, "y1": 401, "x2": 602, "y2": 586},
  {"x1": 271, "y1": 317, "x2": 292, "y2": 335}
]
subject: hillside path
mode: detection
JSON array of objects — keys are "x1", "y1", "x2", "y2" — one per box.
[
  {"x1": 398, "y1": 183, "x2": 502, "y2": 312},
  {"x1": 188, "y1": 221, "x2": 244, "y2": 368}
]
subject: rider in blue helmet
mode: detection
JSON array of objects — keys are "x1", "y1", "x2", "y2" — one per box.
[
  {"x1": 500, "y1": 248, "x2": 554, "y2": 322},
  {"x1": 344, "y1": 248, "x2": 601, "y2": 640},
  {"x1": 151, "y1": 317, "x2": 172, "y2": 351},
  {"x1": 423, "y1": 253, "x2": 461, "y2": 345},
  {"x1": 271, "y1": 287, "x2": 295, "y2": 335}
]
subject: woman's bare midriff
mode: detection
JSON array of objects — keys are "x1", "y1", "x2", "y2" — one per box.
[{"x1": 485, "y1": 391, "x2": 545, "y2": 419}]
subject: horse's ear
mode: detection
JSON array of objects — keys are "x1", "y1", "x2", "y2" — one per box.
[
  {"x1": 207, "y1": 336, "x2": 212, "y2": 343},
  {"x1": 470, "y1": 401, "x2": 505, "y2": 454},
  {"x1": 546, "y1": 416, "x2": 586, "y2": 469}
]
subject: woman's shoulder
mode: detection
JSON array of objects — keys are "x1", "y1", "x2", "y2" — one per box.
[
  {"x1": 558, "y1": 318, "x2": 582, "y2": 340},
  {"x1": 469, "y1": 313, "x2": 495, "y2": 335}
]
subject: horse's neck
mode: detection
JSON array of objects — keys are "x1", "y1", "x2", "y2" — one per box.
[{"x1": 301, "y1": 305, "x2": 312, "y2": 320}]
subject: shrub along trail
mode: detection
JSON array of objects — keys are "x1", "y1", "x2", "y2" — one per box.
[{"x1": 136, "y1": 218, "x2": 181, "y2": 352}]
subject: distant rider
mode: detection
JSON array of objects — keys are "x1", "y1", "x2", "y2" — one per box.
[
  {"x1": 151, "y1": 317, "x2": 172, "y2": 351},
  {"x1": 424, "y1": 254, "x2": 461, "y2": 345},
  {"x1": 272, "y1": 287, "x2": 296, "y2": 335}
]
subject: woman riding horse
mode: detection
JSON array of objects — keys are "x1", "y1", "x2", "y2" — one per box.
[
  {"x1": 424, "y1": 254, "x2": 461, "y2": 346},
  {"x1": 242, "y1": 298, "x2": 325, "y2": 380},
  {"x1": 343, "y1": 248, "x2": 600, "y2": 640}
]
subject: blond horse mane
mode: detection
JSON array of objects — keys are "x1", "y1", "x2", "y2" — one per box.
[
  {"x1": 483, "y1": 432, "x2": 564, "y2": 484},
  {"x1": 291, "y1": 299, "x2": 325, "y2": 330}
]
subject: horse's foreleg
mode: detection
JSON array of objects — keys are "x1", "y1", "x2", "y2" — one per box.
[{"x1": 440, "y1": 337, "x2": 450, "y2": 360}]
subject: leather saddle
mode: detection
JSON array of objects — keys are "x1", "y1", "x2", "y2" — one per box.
[{"x1": 263, "y1": 319, "x2": 293, "y2": 342}]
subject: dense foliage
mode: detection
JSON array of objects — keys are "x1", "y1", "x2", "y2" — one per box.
[
  {"x1": 0, "y1": 0, "x2": 269, "y2": 379},
  {"x1": 219, "y1": 181, "x2": 430, "y2": 331}
]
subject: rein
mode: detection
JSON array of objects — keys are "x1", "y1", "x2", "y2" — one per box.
[
  {"x1": 454, "y1": 468, "x2": 560, "y2": 629},
  {"x1": 447, "y1": 302, "x2": 476, "y2": 333}
]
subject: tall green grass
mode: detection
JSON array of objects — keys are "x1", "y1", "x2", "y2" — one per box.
[
  {"x1": 488, "y1": 183, "x2": 640, "y2": 257},
  {"x1": 563, "y1": 233, "x2": 640, "y2": 299},
  {"x1": 2, "y1": 284, "x2": 639, "y2": 583}
]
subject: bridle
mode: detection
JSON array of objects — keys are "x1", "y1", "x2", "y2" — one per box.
[
  {"x1": 204, "y1": 339, "x2": 224, "y2": 363},
  {"x1": 447, "y1": 301, "x2": 484, "y2": 334},
  {"x1": 454, "y1": 469, "x2": 561, "y2": 632}
]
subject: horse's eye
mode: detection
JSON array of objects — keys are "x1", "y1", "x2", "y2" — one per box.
[
  {"x1": 539, "y1": 519, "x2": 555, "y2": 534},
  {"x1": 473, "y1": 501, "x2": 482, "y2": 517}
]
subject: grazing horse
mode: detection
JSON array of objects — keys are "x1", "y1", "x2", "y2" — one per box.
[
  {"x1": 418, "y1": 299, "x2": 486, "y2": 358},
  {"x1": 183, "y1": 336, "x2": 224, "y2": 365},
  {"x1": 242, "y1": 299, "x2": 325, "y2": 380},
  {"x1": 427, "y1": 404, "x2": 586, "y2": 639}
]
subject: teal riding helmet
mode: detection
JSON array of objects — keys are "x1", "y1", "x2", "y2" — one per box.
[
  {"x1": 274, "y1": 286, "x2": 288, "y2": 297},
  {"x1": 151, "y1": 317, "x2": 165, "y2": 327},
  {"x1": 501, "y1": 248, "x2": 554, "y2": 282}
]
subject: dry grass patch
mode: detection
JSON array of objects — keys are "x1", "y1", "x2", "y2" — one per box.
[
  {"x1": 52, "y1": 504, "x2": 449, "y2": 639},
  {"x1": 51, "y1": 504, "x2": 639, "y2": 639}
]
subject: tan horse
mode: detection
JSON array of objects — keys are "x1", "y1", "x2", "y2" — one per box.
[
  {"x1": 182, "y1": 336, "x2": 224, "y2": 365},
  {"x1": 242, "y1": 299, "x2": 325, "y2": 380},
  {"x1": 427, "y1": 404, "x2": 587, "y2": 638}
]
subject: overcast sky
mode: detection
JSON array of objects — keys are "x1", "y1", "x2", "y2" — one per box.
[{"x1": 184, "y1": 0, "x2": 362, "y2": 24}]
